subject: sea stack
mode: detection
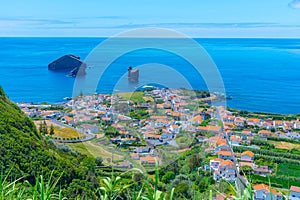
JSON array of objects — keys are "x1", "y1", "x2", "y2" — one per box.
[
  {"x1": 48, "y1": 54, "x2": 86, "y2": 76},
  {"x1": 128, "y1": 66, "x2": 139, "y2": 83}
]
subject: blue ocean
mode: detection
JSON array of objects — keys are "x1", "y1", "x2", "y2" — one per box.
[{"x1": 0, "y1": 37, "x2": 300, "y2": 114}]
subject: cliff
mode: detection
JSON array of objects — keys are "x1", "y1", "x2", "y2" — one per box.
[{"x1": 48, "y1": 54, "x2": 86, "y2": 76}]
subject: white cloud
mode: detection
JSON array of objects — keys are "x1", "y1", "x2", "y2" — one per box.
[{"x1": 289, "y1": 0, "x2": 300, "y2": 9}]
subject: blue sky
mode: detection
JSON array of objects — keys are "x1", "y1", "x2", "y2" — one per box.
[{"x1": 1, "y1": 0, "x2": 300, "y2": 37}]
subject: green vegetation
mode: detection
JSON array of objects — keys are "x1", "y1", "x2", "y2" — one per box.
[
  {"x1": 234, "y1": 143, "x2": 300, "y2": 189},
  {"x1": 277, "y1": 163, "x2": 300, "y2": 177},
  {"x1": 250, "y1": 139, "x2": 275, "y2": 150},
  {"x1": 0, "y1": 87, "x2": 98, "y2": 198},
  {"x1": 250, "y1": 174, "x2": 300, "y2": 188},
  {"x1": 266, "y1": 136, "x2": 300, "y2": 144},
  {"x1": 118, "y1": 92, "x2": 145, "y2": 103},
  {"x1": 231, "y1": 109, "x2": 297, "y2": 121},
  {"x1": 128, "y1": 108, "x2": 149, "y2": 119},
  {"x1": 233, "y1": 146, "x2": 300, "y2": 164},
  {"x1": 178, "y1": 89, "x2": 210, "y2": 99}
]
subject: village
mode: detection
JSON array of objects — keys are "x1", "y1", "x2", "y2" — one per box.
[{"x1": 18, "y1": 87, "x2": 300, "y2": 200}]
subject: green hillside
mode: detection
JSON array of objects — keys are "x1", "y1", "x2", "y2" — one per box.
[{"x1": 0, "y1": 87, "x2": 98, "y2": 198}]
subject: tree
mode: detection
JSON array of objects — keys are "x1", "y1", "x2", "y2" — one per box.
[
  {"x1": 49, "y1": 124, "x2": 55, "y2": 135},
  {"x1": 174, "y1": 182, "x2": 193, "y2": 199},
  {"x1": 95, "y1": 157, "x2": 103, "y2": 166},
  {"x1": 39, "y1": 121, "x2": 43, "y2": 134},
  {"x1": 239, "y1": 166, "x2": 254, "y2": 175},
  {"x1": 161, "y1": 171, "x2": 175, "y2": 184},
  {"x1": 39, "y1": 120, "x2": 48, "y2": 135},
  {"x1": 43, "y1": 120, "x2": 48, "y2": 135},
  {"x1": 189, "y1": 154, "x2": 202, "y2": 171}
]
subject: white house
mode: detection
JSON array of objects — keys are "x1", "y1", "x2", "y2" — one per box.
[
  {"x1": 253, "y1": 184, "x2": 283, "y2": 200},
  {"x1": 169, "y1": 124, "x2": 180, "y2": 134},
  {"x1": 210, "y1": 158, "x2": 223, "y2": 171},
  {"x1": 218, "y1": 160, "x2": 236, "y2": 182},
  {"x1": 211, "y1": 159, "x2": 236, "y2": 182}
]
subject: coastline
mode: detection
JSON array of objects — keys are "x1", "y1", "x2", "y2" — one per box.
[{"x1": 16, "y1": 90, "x2": 299, "y2": 117}]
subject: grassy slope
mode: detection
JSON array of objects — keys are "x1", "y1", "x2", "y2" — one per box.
[{"x1": 0, "y1": 87, "x2": 96, "y2": 196}]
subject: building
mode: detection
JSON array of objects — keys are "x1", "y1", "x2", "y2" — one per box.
[
  {"x1": 210, "y1": 158, "x2": 224, "y2": 171},
  {"x1": 218, "y1": 160, "x2": 236, "y2": 182},
  {"x1": 253, "y1": 184, "x2": 283, "y2": 200},
  {"x1": 140, "y1": 156, "x2": 157, "y2": 165},
  {"x1": 218, "y1": 151, "x2": 233, "y2": 161},
  {"x1": 290, "y1": 186, "x2": 300, "y2": 200},
  {"x1": 240, "y1": 151, "x2": 254, "y2": 162},
  {"x1": 253, "y1": 166, "x2": 271, "y2": 176}
]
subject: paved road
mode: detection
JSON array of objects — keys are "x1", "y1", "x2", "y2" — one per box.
[
  {"x1": 215, "y1": 107, "x2": 247, "y2": 192},
  {"x1": 50, "y1": 119, "x2": 96, "y2": 143}
]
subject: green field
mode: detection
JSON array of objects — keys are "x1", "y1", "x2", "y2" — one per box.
[
  {"x1": 277, "y1": 163, "x2": 300, "y2": 177},
  {"x1": 251, "y1": 175, "x2": 300, "y2": 188},
  {"x1": 117, "y1": 92, "x2": 145, "y2": 102}
]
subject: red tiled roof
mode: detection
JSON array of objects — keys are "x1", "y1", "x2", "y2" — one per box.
[{"x1": 290, "y1": 186, "x2": 300, "y2": 193}]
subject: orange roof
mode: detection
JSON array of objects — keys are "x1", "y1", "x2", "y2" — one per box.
[
  {"x1": 270, "y1": 189, "x2": 282, "y2": 196},
  {"x1": 151, "y1": 116, "x2": 168, "y2": 119},
  {"x1": 253, "y1": 184, "x2": 281, "y2": 196},
  {"x1": 172, "y1": 124, "x2": 179, "y2": 129},
  {"x1": 198, "y1": 125, "x2": 221, "y2": 132},
  {"x1": 241, "y1": 151, "x2": 254, "y2": 157},
  {"x1": 212, "y1": 158, "x2": 224, "y2": 162},
  {"x1": 253, "y1": 184, "x2": 269, "y2": 191},
  {"x1": 259, "y1": 130, "x2": 272, "y2": 135},
  {"x1": 189, "y1": 115, "x2": 203, "y2": 122},
  {"x1": 157, "y1": 118, "x2": 171, "y2": 123},
  {"x1": 220, "y1": 160, "x2": 234, "y2": 167},
  {"x1": 216, "y1": 138, "x2": 227, "y2": 146},
  {"x1": 231, "y1": 135, "x2": 237, "y2": 140},
  {"x1": 218, "y1": 151, "x2": 232, "y2": 156},
  {"x1": 62, "y1": 116, "x2": 73, "y2": 122},
  {"x1": 247, "y1": 118, "x2": 260, "y2": 123},
  {"x1": 224, "y1": 122, "x2": 234, "y2": 127},
  {"x1": 172, "y1": 112, "x2": 182, "y2": 117},
  {"x1": 291, "y1": 186, "x2": 300, "y2": 193},
  {"x1": 144, "y1": 133, "x2": 161, "y2": 139},
  {"x1": 140, "y1": 156, "x2": 156, "y2": 163},
  {"x1": 130, "y1": 153, "x2": 139, "y2": 157},
  {"x1": 274, "y1": 120, "x2": 283, "y2": 124}
]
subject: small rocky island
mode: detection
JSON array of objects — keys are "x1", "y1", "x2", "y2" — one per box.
[
  {"x1": 48, "y1": 55, "x2": 86, "y2": 76},
  {"x1": 128, "y1": 66, "x2": 139, "y2": 83}
]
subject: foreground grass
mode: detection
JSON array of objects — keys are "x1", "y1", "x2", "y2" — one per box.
[{"x1": 0, "y1": 166, "x2": 259, "y2": 200}]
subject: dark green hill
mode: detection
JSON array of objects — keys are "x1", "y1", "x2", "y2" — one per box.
[{"x1": 0, "y1": 86, "x2": 98, "y2": 198}]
